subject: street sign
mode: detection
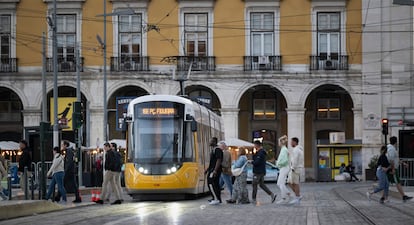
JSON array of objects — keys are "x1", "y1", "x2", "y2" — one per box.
[
  {"x1": 393, "y1": 0, "x2": 414, "y2": 6},
  {"x1": 387, "y1": 107, "x2": 414, "y2": 127},
  {"x1": 116, "y1": 96, "x2": 136, "y2": 131}
]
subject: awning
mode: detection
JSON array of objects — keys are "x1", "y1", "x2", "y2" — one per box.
[
  {"x1": 0, "y1": 141, "x2": 20, "y2": 150},
  {"x1": 224, "y1": 138, "x2": 254, "y2": 147}
]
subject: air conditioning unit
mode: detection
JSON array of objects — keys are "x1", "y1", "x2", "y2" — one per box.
[
  {"x1": 324, "y1": 60, "x2": 335, "y2": 70},
  {"x1": 329, "y1": 132, "x2": 346, "y2": 144},
  {"x1": 258, "y1": 56, "x2": 269, "y2": 64}
]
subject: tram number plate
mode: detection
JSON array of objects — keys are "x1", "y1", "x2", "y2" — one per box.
[{"x1": 152, "y1": 176, "x2": 161, "y2": 180}]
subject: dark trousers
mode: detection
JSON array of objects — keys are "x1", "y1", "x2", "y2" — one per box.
[
  {"x1": 56, "y1": 173, "x2": 81, "y2": 201},
  {"x1": 207, "y1": 171, "x2": 221, "y2": 202},
  {"x1": 252, "y1": 173, "x2": 273, "y2": 200}
]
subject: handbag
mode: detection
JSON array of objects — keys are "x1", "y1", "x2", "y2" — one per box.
[{"x1": 231, "y1": 161, "x2": 248, "y2": 177}]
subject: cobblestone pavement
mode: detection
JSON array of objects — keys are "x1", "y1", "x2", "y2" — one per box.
[{"x1": 2, "y1": 182, "x2": 414, "y2": 225}]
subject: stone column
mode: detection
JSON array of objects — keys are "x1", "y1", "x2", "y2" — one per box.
[
  {"x1": 220, "y1": 108, "x2": 239, "y2": 140},
  {"x1": 89, "y1": 108, "x2": 104, "y2": 147},
  {"x1": 22, "y1": 108, "x2": 42, "y2": 128},
  {"x1": 286, "y1": 107, "x2": 306, "y2": 182},
  {"x1": 352, "y1": 108, "x2": 363, "y2": 140}
]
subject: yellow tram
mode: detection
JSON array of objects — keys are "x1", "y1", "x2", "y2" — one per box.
[{"x1": 123, "y1": 95, "x2": 223, "y2": 199}]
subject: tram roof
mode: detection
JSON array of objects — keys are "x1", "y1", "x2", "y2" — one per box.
[{"x1": 128, "y1": 94, "x2": 194, "y2": 107}]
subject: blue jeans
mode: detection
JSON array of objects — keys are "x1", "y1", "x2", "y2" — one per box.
[
  {"x1": 373, "y1": 168, "x2": 389, "y2": 198},
  {"x1": 220, "y1": 173, "x2": 233, "y2": 196},
  {"x1": 46, "y1": 171, "x2": 66, "y2": 201}
]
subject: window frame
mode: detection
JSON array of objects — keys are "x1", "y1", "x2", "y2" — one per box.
[
  {"x1": 317, "y1": 98, "x2": 341, "y2": 120},
  {"x1": 317, "y1": 12, "x2": 341, "y2": 59},
  {"x1": 118, "y1": 14, "x2": 142, "y2": 64},
  {"x1": 56, "y1": 14, "x2": 77, "y2": 63},
  {"x1": 250, "y1": 12, "x2": 275, "y2": 56},
  {"x1": 184, "y1": 13, "x2": 208, "y2": 57},
  {"x1": 253, "y1": 98, "x2": 276, "y2": 120},
  {"x1": 0, "y1": 15, "x2": 11, "y2": 60}
]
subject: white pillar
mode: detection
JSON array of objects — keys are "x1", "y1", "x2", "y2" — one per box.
[
  {"x1": 89, "y1": 108, "x2": 104, "y2": 147},
  {"x1": 220, "y1": 108, "x2": 239, "y2": 140},
  {"x1": 286, "y1": 107, "x2": 306, "y2": 182},
  {"x1": 22, "y1": 108, "x2": 42, "y2": 127},
  {"x1": 353, "y1": 107, "x2": 363, "y2": 140}
]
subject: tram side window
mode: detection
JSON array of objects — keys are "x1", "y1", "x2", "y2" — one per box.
[{"x1": 184, "y1": 123, "x2": 194, "y2": 161}]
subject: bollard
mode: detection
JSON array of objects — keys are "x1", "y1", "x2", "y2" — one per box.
[
  {"x1": 24, "y1": 166, "x2": 28, "y2": 200},
  {"x1": 7, "y1": 174, "x2": 12, "y2": 200},
  {"x1": 31, "y1": 173, "x2": 35, "y2": 200}
]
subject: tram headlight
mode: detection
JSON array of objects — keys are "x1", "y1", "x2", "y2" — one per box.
[
  {"x1": 171, "y1": 166, "x2": 177, "y2": 173},
  {"x1": 166, "y1": 169, "x2": 172, "y2": 174},
  {"x1": 138, "y1": 167, "x2": 144, "y2": 173},
  {"x1": 144, "y1": 169, "x2": 149, "y2": 174}
]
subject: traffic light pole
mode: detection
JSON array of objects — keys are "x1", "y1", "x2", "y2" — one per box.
[{"x1": 76, "y1": 46, "x2": 83, "y2": 187}]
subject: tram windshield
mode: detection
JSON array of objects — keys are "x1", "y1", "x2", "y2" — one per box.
[{"x1": 132, "y1": 101, "x2": 187, "y2": 163}]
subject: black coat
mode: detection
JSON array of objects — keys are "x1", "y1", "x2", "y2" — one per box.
[
  {"x1": 64, "y1": 147, "x2": 77, "y2": 193},
  {"x1": 18, "y1": 148, "x2": 32, "y2": 172},
  {"x1": 252, "y1": 148, "x2": 267, "y2": 175}
]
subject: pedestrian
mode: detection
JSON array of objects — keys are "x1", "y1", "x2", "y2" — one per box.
[
  {"x1": 0, "y1": 148, "x2": 8, "y2": 200},
  {"x1": 251, "y1": 140, "x2": 277, "y2": 205},
  {"x1": 346, "y1": 161, "x2": 360, "y2": 182},
  {"x1": 367, "y1": 146, "x2": 391, "y2": 204},
  {"x1": 95, "y1": 155, "x2": 103, "y2": 187},
  {"x1": 226, "y1": 149, "x2": 249, "y2": 204},
  {"x1": 220, "y1": 142, "x2": 233, "y2": 199},
  {"x1": 56, "y1": 140, "x2": 82, "y2": 203},
  {"x1": 95, "y1": 142, "x2": 122, "y2": 205},
  {"x1": 18, "y1": 140, "x2": 32, "y2": 192},
  {"x1": 287, "y1": 137, "x2": 304, "y2": 204},
  {"x1": 276, "y1": 135, "x2": 293, "y2": 204},
  {"x1": 45, "y1": 147, "x2": 66, "y2": 203},
  {"x1": 111, "y1": 142, "x2": 123, "y2": 203},
  {"x1": 205, "y1": 137, "x2": 223, "y2": 205},
  {"x1": 386, "y1": 136, "x2": 413, "y2": 202}
]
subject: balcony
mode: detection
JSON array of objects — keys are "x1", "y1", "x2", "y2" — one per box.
[
  {"x1": 310, "y1": 55, "x2": 349, "y2": 71},
  {"x1": 176, "y1": 56, "x2": 216, "y2": 72},
  {"x1": 46, "y1": 58, "x2": 84, "y2": 72},
  {"x1": 110, "y1": 56, "x2": 150, "y2": 72},
  {"x1": 0, "y1": 58, "x2": 18, "y2": 73},
  {"x1": 244, "y1": 56, "x2": 282, "y2": 71}
]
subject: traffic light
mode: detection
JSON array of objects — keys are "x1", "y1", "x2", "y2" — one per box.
[
  {"x1": 382, "y1": 118, "x2": 389, "y2": 135},
  {"x1": 72, "y1": 101, "x2": 83, "y2": 129}
]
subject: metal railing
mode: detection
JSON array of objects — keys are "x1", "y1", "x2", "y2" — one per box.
[
  {"x1": 110, "y1": 56, "x2": 150, "y2": 72},
  {"x1": 400, "y1": 158, "x2": 414, "y2": 186},
  {"x1": 176, "y1": 56, "x2": 216, "y2": 71},
  {"x1": 0, "y1": 58, "x2": 18, "y2": 72},
  {"x1": 309, "y1": 55, "x2": 349, "y2": 71},
  {"x1": 46, "y1": 57, "x2": 84, "y2": 72},
  {"x1": 243, "y1": 56, "x2": 282, "y2": 71}
]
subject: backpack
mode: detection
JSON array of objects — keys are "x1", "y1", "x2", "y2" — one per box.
[
  {"x1": 221, "y1": 150, "x2": 231, "y2": 168},
  {"x1": 113, "y1": 151, "x2": 122, "y2": 172}
]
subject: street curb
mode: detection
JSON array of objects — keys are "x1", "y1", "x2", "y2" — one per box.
[{"x1": 0, "y1": 200, "x2": 96, "y2": 221}]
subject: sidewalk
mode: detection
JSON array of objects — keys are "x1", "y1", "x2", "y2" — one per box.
[{"x1": 0, "y1": 187, "x2": 98, "y2": 220}]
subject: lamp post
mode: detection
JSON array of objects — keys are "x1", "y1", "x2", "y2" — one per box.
[{"x1": 97, "y1": 2, "x2": 135, "y2": 142}]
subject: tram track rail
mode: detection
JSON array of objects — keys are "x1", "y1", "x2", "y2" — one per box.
[{"x1": 333, "y1": 186, "x2": 414, "y2": 225}]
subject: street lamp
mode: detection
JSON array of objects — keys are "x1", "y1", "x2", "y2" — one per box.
[{"x1": 96, "y1": 2, "x2": 134, "y2": 142}]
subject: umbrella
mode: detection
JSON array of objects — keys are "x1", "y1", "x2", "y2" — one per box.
[{"x1": 224, "y1": 138, "x2": 254, "y2": 147}]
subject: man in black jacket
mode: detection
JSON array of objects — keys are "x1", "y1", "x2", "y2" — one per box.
[
  {"x1": 251, "y1": 140, "x2": 276, "y2": 204},
  {"x1": 18, "y1": 140, "x2": 32, "y2": 192},
  {"x1": 95, "y1": 142, "x2": 122, "y2": 205}
]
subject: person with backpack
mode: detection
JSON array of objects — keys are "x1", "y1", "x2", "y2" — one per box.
[
  {"x1": 111, "y1": 142, "x2": 123, "y2": 203},
  {"x1": 95, "y1": 143, "x2": 122, "y2": 205}
]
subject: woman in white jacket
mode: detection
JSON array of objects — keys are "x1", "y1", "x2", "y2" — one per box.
[
  {"x1": 45, "y1": 147, "x2": 66, "y2": 202},
  {"x1": 276, "y1": 135, "x2": 293, "y2": 204}
]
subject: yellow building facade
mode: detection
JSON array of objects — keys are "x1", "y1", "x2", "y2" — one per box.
[{"x1": 1, "y1": 0, "x2": 364, "y2": 181}]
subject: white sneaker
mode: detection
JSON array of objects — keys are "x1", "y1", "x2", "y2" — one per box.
[
  {"x1": 289, "y1": 198, "x2": 300, "y2": 204},
  {"x1": 209, "y1": 200, "x2": 220, "y2": 205},
  {"x1": 276, "y1": 198, "x2": 287, "y2": 204},
  {"x1": 366, "y1": 192, "x2": 372, "y2": 201}
]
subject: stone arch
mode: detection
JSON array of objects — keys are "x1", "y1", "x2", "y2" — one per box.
[
  {"x1": 107, "y1": 80, "x2": 151, "y2": 105},
  {"x1": 34, "y1": 81, "x2": 92, "y2": 107},
  {"x1": 0, "y1": 83, "x2": 29, "y2": 109},
  {"x1": 184, "y1": 84, "x2": 222, "y2": 114},
  {"x1": 299, "y1": 80, "x2": 359, "y2": 109},
  {"x1": 235, "y1": 81, "x2": 290, "y2": 108}
]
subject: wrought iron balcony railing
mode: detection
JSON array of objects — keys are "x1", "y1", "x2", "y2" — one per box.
[
  {"x1": 46, "y1": 57, "x2": 84, "y2": 72},
  {"x1": 310, "y1": 55, "x2": 349, "y2": 71},
  {"x1": 244, "y1": 56, "x2": 282, "y2": 71},
  {"x1": 176, "y1": 56, "x2": 216, "y2": 72},
  {"x1": 0, "y1": 58, "x2": 18, "y2": 73},
  {"x1": 110, "y1": 56, "x2": 150, "y2": 72}
]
